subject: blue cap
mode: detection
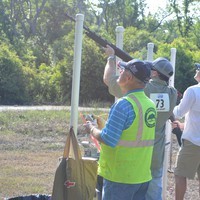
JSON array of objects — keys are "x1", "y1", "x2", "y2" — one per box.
[{"x1": 117, "y1": 59, "x2": 151, "y2": 83}]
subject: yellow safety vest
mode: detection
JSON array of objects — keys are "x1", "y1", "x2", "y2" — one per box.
[{"x1": 98, "y1": 92, "x2": 157, "y2": 184}]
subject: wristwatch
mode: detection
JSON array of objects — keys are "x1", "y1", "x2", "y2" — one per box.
[{"x1": 107, "y1": 55, "x2": 115, "y2": 61}]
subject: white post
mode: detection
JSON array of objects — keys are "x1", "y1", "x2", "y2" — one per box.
[
  {"x1": 115, "y1": 26, "x2": 124, "y2": 102},
  {"x1": 115, "y1": 26, "x2": 125, "y2": 76},
  {"x1": 162, "y1": 48, "x2": 176, "y2": 199},
  {"x1": 70, "y1": 14, "x2": 84, "y2": 136},
  {"x1": 169, "y1": 48, "x2": 176, "y2": 87},
  {"x1": 147, "y1": 43, "x2": 154, "y2": 61}
]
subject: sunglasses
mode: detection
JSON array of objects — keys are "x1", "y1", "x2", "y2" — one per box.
[{"x1": 151, "y1": 67, "x2": 157, "y2": 71}]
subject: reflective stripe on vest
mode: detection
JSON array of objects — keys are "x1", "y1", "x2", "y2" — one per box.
[{"x1": 118, "y1": 94, "x2": 154, "y2": 147}]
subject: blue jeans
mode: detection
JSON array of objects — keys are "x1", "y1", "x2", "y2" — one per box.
[
  {"x1": 102, "y1": 179, "x2": 149, "y2": 200},
  {"x1": 145, "y1": 172, "x2": 162, "y2": 200},
  {"x1": 145, "y1": 134, "x2": 165, "y2": 200}
]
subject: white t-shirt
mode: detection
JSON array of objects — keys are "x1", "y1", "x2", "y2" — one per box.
[{"x1": 173, "y1": 83, "x2": 200, "y2": 146}]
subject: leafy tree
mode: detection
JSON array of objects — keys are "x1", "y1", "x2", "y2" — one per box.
[
  {"x1": 80, "y1": 37, "x2": 113, "y2": 104},
  {"x1": 188, "y1": 18, "x2": 200, "y2": 48},
  {"x1": 10, "y1": 0, "x2": 47, "y2": 39},
  {"x1": 155, "y1": 37, "x2": 200, "y2": 93},
  {"x1": 0, "y1": 43, "x2": 27, "y2": 104},
  {"x1": 90, "y1": 0, "x2": 147, "y2": 33},
  {"x1": 123, "y1": 26, "x2": 155, "y2": 59},
  {"x1": 168, "y1": 0, "x2": 200, "y2": 37},
  {"x1": 0, "y1": 0, "x2": 199, "y2": 106},
  {"x1": 35, "y1": 63, "x2": 62, "y2": 104},
  {"x1": 22, "y1": 65, "x2": 39, "y2": 104},
  {"x1": 57, "y1": 32, "x2": 114, "y2": 105}
]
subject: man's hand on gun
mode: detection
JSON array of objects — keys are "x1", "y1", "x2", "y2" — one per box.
[
  {"x1": 81, "y1": 114, "x2": 106, "y2": 151},
  {"x1": 104, "y1": 45, "x2": 115, "y2": 57},
  {"x1": 84, "y1": 120, "x2": 95, "y2": 134},
  {"x1": 82, "y1": 114, "x2": 106, "y2": 133},
  {"x1": 94, "y1": 115, "x2": 106, "y2": 130}
]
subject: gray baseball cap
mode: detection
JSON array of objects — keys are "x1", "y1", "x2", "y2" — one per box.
[{"x1": 152, "y1": 57, "x2": 173, "y2": 78}]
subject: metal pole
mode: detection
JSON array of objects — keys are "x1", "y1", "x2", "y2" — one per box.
[
  {"x1": 162, "y1": 48, "x2": 176, "y2": 199},
  {"x1": 70, "y1": 14, "x2": 84, "y2": 136}
]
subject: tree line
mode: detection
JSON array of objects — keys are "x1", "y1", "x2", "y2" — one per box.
[{"x1": 0, "y1": 0, "x2": 199, "y2": 105}]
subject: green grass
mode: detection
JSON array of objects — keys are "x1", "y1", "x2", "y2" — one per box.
[
  {"x1": 0, "y1": 109, "x2": 108, "y2": 199},
  {"x1": 1, "y1": 108, "x2": 199, "y2": 200}
]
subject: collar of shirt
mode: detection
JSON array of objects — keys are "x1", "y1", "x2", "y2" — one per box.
[
  {"x1": 125, "y1": 89, "x2": 144, "y2": 96},
  {"x1": 150, "y1": 77, "x2": 168, "y2": 86}
]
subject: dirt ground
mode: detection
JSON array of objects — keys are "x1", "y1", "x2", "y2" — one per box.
[{"x1": 165, "y1": 134, "x2": 199, "y2": 200}]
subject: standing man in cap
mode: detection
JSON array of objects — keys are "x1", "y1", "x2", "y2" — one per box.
[
  {"x1": 172, "y1": 63, "x2": 200, "y2": 200},
  {"x1": 103, "y1": 45, "x2": 177, "y2": 200},
  {"x1": 85, "y1": 59, "x2": 157, "y2": 200}
]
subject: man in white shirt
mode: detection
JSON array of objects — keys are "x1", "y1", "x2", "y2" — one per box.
[{"x1": 173, "y1": 63, "x2": 200, "y2": 200}]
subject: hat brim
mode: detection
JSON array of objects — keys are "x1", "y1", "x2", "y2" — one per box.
[{"x1": 117, "y1": 61, "x2": 128, "y2": 69}]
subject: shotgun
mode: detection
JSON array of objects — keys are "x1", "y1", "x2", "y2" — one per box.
[{"x1": 65, "y1": 13, "x2": 133, "y2": 62}]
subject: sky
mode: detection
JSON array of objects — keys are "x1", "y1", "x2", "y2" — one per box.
[{"x1": 145, "y1": 0, "x2": 167, "y2": 14}]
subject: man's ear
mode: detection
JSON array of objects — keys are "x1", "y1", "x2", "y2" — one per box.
[
  {"x1": 127, "y1": 72, "x2": 133, "y2": 81},
  {"x1": 151, "y1": 70, "x2": 158, "y2": 77}
]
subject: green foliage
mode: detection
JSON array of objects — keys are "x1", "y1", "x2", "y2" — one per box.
[
  {"x1": 0, "y1": 43, "x2": 28, "y2": 104},
  {"x1": 22, "y1": 66, "x2": 39, "y2": 103},
  {"x1": 155, "y1": 37, "x2": 199, "y2": 93},
  {"x1": 123, "y1": 27, "x2": 155, "y2": 59},
  {"x1": 168, "y1": 0, "x2": 198, "y2": 37},
  {"x1": 80, "y1": 37, "x2": 113, "y2": 104},
  {"x1": 0, "y1": 0, "x2": 199, "y2": 105},
  {"x1": 55, "y1": 31, "x2": 75, "y2": 104},
  {"x1": 57, "y1": 59, "x2": 73, "y2": 104},
  {"x1": 55, "y1": 35, "x2": 114, "y2": 105},
  {"x1": 188, "y1": 20, "x2": 200, "y2": 48},
  {"x1": 93, "y1": 0, "x2": 147, "y2": 32},
  {"x1": 35, "y1": 63, "x2": 62, "y2": 104}
]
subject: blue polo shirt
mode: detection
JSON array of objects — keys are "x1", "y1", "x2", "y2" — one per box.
[{"x1": 100, "y1": 89, "x2": 143, "y2": 147}]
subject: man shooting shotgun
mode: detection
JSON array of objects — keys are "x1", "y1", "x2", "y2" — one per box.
[
  {"x1": 65, "y1": 13, "x2": 132, "y2": 62},
  {"x1": 66, "y1": 13, "x2": 182, "y2": 148}
]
